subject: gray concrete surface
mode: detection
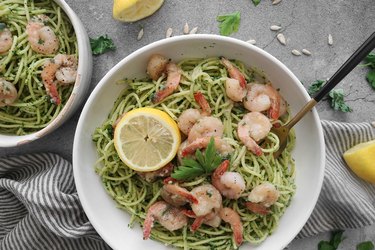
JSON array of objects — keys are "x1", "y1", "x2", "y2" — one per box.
[{"x1": 1, "y1": 0, "x2": 374, "y2": 249}]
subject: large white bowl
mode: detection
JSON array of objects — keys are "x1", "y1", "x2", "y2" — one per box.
[
  {"x1": 73, "y1": 34, "x2": 325, "y2": 250},
  {"x1": 0, "y1": 0, "x2": 92, "y2": 147}
]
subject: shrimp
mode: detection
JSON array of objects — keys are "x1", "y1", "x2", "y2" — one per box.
[
  {"x1": 177, "y1": 109, "x2": 203, "y2": 136},
  {"x1": 212, "y1": 160, "x2": 245, "y2": 199},
  {"x1": 219, "y1": 207, "x2": 243, "y2": 247},
  {"x1": 188, "y1": 116, "x2": 224, "y2": 143},
  {"x1": 181, "y1": 137, "x2": 234, "y2": 157},
  {"x1": 237, "y1": 112, "x2": 272, "y2": 156},
  {"x1": 137, "y1": 162, "x2": 174, "y2": 182},
  {"x1": 143, "y1": 201, "x2": 188, "y2": 240},
  {"x1": 220, "y1": 57, "x2": 247, "y2": 88},
  {"x1": 26, "y1": 15, "x2": 59, "y2": 55},
  {"x1": 190, "y1": 184, "x2": 222, "y2": 217},
  {"x1": 152, "y1": 63, "x2": 181, "y2": 103},
  {"x1": 182, "y1": 210, "x2": 221, "y2": 232},
  {"x1": 225, "y1": 78, "x2": 247, "y2": 102},
  {"x1": 0, "y1": 28, "x2": 13, "y2": 54},
  {"x1": 243, "y1": 82, "x2": 282, "y2": 120},
  {"x1": 0, "y1": 78, "x2": 17, "y2": 107},
  {"x1": 147, "y1": 54, "x2": 169, "y2": 81},
  {"x1": 177, "y1": 92, "x2": 211, "y2": 136},
  {"x1": 246, "y1": 182, "x2": 280, "y2": 215},
  {"x1": 160, "y1": 183, "x2": 198, "y2": 207},
  {"x1": 41, "y1": 54, "x2": 77, "y2": 104}
]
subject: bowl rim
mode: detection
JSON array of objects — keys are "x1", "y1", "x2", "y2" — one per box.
[
  {"x1": 73, "y1": 34, "x2": 326, "y2": 250},
  {"x1": 0, "y1": 0, "x2": 92, "y2": 147}
]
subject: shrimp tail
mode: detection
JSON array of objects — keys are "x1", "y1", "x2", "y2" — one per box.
[
  {"x1": 164, "y1": 184, "x2": 199, "y2": 204},
  {"x1": 220, "y1": 57, "x2": 247, "y2": 89},
  {"x1": 245, "y1": 202, "x2": 270, "y2": 215},
  {"x1": 194, "y1": 91, "x2": 211, "y2": 116},
  {"x1": 213, "y1": 160, "x2": 229, "y2": 178},
  {"x1": 191, "y1": 216, "x2": 204, "y2": 232},
  {"x1": 181, "y1": 209, "x2": 196, "y2": 218},
  {"x1": 219, "y1": 207, "x2": 243, "y2": 247},
  {"x1": 143, "y1": 210, "x2": 155, "y2": 240},
  {"x1": 268, "y1": 99, "x2": 281, "y2": 120},
  {"x1": 41, "y1": 63, "x2": 61, "y2": 105}
]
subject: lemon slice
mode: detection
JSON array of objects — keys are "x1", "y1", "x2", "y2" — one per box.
[
  {"x1": 114, "y1": 107, "x2": 181, "y2": 172},
  {"x1": 113, "y1": 0, "x2": 164, "y2": 22},
  {"x1": 343, "y1": 139, "x2": 375, "y2": 184}
]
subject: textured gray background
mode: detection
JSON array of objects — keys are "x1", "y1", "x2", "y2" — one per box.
[{"x1": 1, "y1": 0, "x2": 374, "y2": 249}]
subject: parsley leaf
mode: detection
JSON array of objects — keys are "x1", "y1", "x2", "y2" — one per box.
[
  {"x1": 89, "y1": 35, "x2": 116, "y2": 55},
  {"x1": 357, "y1": 241, "x2": 374, "y2": 250},
  {"x1": 367, "y1": 70, "x2": 375, "y2": 89},
  {"x1": 171, "y1": 137, "x2": 223, "y2": 180},
  {"x1": 363, "y1": 53, "x2": 375, "y2": 89},
  {"x1": 252, "y1": 0, "x2": 261, "y2": 6},
  {"x1": 308, "y1": 79, "x2": 326, "y2": 95},
  {"x1": 329, "y1": 89, "x2": 352, "y2": 112},
  {"x1": 318, "y1": 230, "x2": 345, "y2": 250},
  {"x1": 216, "y1": 11, "x2": 241, "y2": 36},
  {"x1": 365, "y1": 52, "x2": 375, "y2": 69}
]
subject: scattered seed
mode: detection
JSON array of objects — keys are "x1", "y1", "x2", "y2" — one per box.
[
  {"x1": 328, "y1": 34, "x2": 333, "y2": 45},
  {"x1": 270, "y1": 25, "x2": 282, "y2": 31},
  {"x1": 137, "y1": 28, "x2": 144, "y2": 41},
  {"x1": 277, "y1": 33, "x2": 286, "y2": 45},
  {"x1": 246, "y1": 39, "x2": 256, "y2": 45},
  {"x1": 272, "y1": 0, "x2": 282, "y2": 5},
  {"x1": 189, "y1": 27, "x2": 198, "y2": 34},
  {"x1": 372, "y1": 121, "x2": 375, "y2": 128},
  {"x1": 166, "y1": 27, "x2": 173, "y2": 38},
  {"x1": 302, "y1": 49, "x2": 312, "y2": 56},
  {"x1": 183, "y1": 22, "x2": 189, "y2": 34},
  {"x1": 291, "y1": 49, "x2": 302, "y2": 56}
]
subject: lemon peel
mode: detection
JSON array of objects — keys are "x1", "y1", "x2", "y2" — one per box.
[{"x1": 113, "y1": 0, "x2": 164, "y2": 22}]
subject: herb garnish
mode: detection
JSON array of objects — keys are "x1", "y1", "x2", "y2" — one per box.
[
  {"x1": 252, "y1": 0, "x2": 261, "y2": 6},
  {"x1": 318, "y1": 230, "x2": 345, "y2": 250},
  {"x1": 307, "y1": 80, "x2": 352, "y2": 112},
  {"x1": 89, "y1": 35, "x2": 116, "y2": 55},
  {"x1": 363, "y1": 52, "x2": 375, "y2": 89},
  {"x1": 171, "y1": 137, "x2": 223, "y2": 181},
  {"x1": 357, "y1": 241, "x2": 374, "y2": 250},
  {"x1": 216, "y1": 11, "x2": 241, "y2": 36}
]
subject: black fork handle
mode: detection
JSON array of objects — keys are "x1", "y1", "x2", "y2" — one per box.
[{"x1": 313, "y1": 32, "x2": 375, "y2": 102}]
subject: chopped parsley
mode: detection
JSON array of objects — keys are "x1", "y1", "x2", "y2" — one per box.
[
  {"x1": 89, "y1": 35, "x2": 116, "y2": 55},
  {"x1": 363, "y1": 52, "x2": 375, "y2": 89},
  {"x1": 216, "y1": 11, "x2": 241, "y2": 36},
  {"x1": 318, "y1": 230, "x2": 345, "y2": 250},
  {"x1": 357, "y1": 241, "x2": 374, "y2": 250},
  {"x1": 252, "y1": 0, "x2": 262, "y2": 6}
]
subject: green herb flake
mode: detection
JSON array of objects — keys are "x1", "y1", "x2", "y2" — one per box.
[
  {"x1": 318, "y1": 230, "x2": 345, "y2": 250},
  {"x1": 357, "y1": 241, "x2": 374, "y2": 250},
  {"x1": 171, "y1": 137, "x2": 223, "y2": 181},
  {"x1": 308, "y1": 79, "x2": 325, "y2": 95},
  {"x1": 252, "y1": 0, "x2": 261, "y2": 6},
  {"x1": 216, "y1": 11, "x2": 241, "y2": 36},
  {"x1": 366, "y1": 70, "x2": 375, "y2": 89},
  {"x1": 89, "y1": 35, "x2": 116, "y2": 55},
  {"x1": 38, "y1": 39, "x2": 44, "y2": 45},
  {"x1": 329, "y1": 89, "x2": 352, "y2": 112}
]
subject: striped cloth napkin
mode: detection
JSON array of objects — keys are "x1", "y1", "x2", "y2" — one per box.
[{"x1": 0, "y1": 120, "x2": 374, "y2": 249}]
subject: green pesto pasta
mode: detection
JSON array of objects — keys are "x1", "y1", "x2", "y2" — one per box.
[
  {"x1": 93, "y1": 57, "x2": 296, "y2": 249},
  {"x1": 0, "y1": 0, "x2": 77, "y2": 135}
]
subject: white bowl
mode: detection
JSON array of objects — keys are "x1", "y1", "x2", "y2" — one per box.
[
  {"x1": 73, "y1": 34, "x2": 325, "y2": 250},
  {"x1": 0, "y1": 0, "x2": 92, "y2": 147}
]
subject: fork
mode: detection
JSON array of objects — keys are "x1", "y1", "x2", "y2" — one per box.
[{"x1": 271, "y1": 31, "x2": 375, "y2": 158}]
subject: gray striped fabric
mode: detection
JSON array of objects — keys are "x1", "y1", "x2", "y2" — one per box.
[{"x1": 0, "y1": 121, "x2": 374, "y2": 249}]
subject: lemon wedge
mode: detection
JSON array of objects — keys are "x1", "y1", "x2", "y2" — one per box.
[
  {"x1": 112, "y1": 0, "x2": 164, "y2": 22},
  {"x1": 114, "y1": 107, "x2": 181, "y2": 172},
  {"x1": 343, "y1": 139, "x2": 375, "y2": 184}
]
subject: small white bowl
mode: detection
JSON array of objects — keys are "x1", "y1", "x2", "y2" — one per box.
[
  {"x1": 0, "y1": 0, "x2": 92, "y2": 147},
  {"x1": 73, "y1": 34, "x2": 325, "y2": 250}
]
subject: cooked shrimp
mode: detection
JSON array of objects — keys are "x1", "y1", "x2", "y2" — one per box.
[
  {"x1": 237, "y1": 112, "x2": 272, "y2": 156},
  {"x1": 190, "y1": 184, "x2": 222, "y2": 217},
  {"x1": 183, "y1": 210, "x2": 221, "y2": 232},
  {"x1": 194, "y1": 91, "x2": 211, "y2": 116},
  {"x1": 147, "y1": 54, "x2": 169, "y2": 81},
  {"x1": 220, "y1": 57, "x2": 246, "y2": 88},
  {"x1": 225, "y1": 78, "x2": 247, "y2": 102},
  {"x1": 41, "y1": 54, "x2": 77, "y2": 104},
  {"x1": 143, "y1": 201, "x2": 188, "y2": 240},
  {"x1": 137, "y1": 162, "x2": 174, "y2": 182},
  {"x1": 152, "y1": 63, "x2": 181, "y2": 103},
  {"x1": 243, "y1": 82, "x2": 282, "y2": 120},
  {"x1": 177, "y1": 109, "x2": 202, "y2": 136},
  {"x1": 212, "y1": 160, "x2": 245, "y2": 199},
  {"x1": 246, "y1": 182, "x2": 280, "y2": 215},
  {"x1": 219, "y1": 207, "x2": 243, "y2": 246},
  {"x1": 0, "y1": 28, "x2": 13, "y2": 54},
  {"x1": 188, "y1": 116, "x2": 224, "y2": 143},
  {"x1": 0, "y1": 78, "x2": 17, "y2": 107},
  {"x1": 26, "y1": 15, "x2": 59, "y2": 55},
  {"x1": 161, "y1": 183, "x2": 198, "y2": 207},
  {"x1": 181, "y1": 137, "x2": 234, "y2": 157}
]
